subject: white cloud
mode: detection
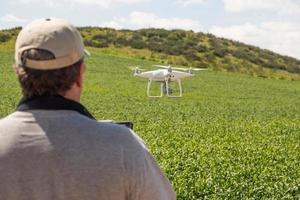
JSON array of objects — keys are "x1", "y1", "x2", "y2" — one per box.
[
  {"x1": 130, "y1": 12, "x2": 200, "y2": 31},
  {"x1": 99, "y1": 21, "x2": 123, "y2": 29},
  {"x1": 16, "y1": 0, "x2": 150, "y2": 8},
  {"x1": 0, "y1": 14, "x2": 27, "y2": 23},
  {"x1": 210, "y1": 22, "x2": 300, "y2": 59},
  {"x1": 117, "y1": 11, "x2": 203, "y2": 31},
  {"x1": 17, "y1": 0, "x2": 63, "y2": 7},
  {"x1": 223, "y1": 0, "x2": 300, "y2": 15},
  {"x1": 74, "y1": 0, "x2": 150, "y2": 8},
  {"x1": 177, "y1": 0, "x2": 208, "y2": 7},
  {"x1": 116, "y1": 0, "x2": 150, "y2": 3}
]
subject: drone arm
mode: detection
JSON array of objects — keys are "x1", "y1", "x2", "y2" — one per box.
[
  {"x1": 147, "y1": 78, "x2": 163, "y2": 97},
  {"x1": 165, "y1": 79, "x2": 169, "y2": 96},
  {"x1": 177, "y1": 79, "x2": 182, "y2": 97},
  {"x1": 147, "y1": 79, "x2": 152, "y2": 97}
]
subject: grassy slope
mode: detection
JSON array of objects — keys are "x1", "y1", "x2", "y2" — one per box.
[
  {"x1": 1, "y1": 47, "x2": 300, "y2": 199},
  {"x1": 79, "y1": 27, "x2": 300, "y2": 80},
  {"x1": 1, "y1": 27, "x2": 300, "y2": 81},
  {"x1": 91, "y1": 45, "x2": 300, "y2": 81}
]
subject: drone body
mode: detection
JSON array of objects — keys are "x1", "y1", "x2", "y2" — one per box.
[
  {"x1": 133, "y1": 65, "x2": 206, "y2": 98},
  {"x1": 134, "y1": 69, "x2": 193, "y2": 81}
]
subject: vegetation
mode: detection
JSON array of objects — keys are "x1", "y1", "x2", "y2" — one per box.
[
  {"x1": 0, "y1": 26, "x2": 300, "y2": 198},
  {"x1": 0, "y1": 47, "x2": 299, "y2": 199},
  {"x1": 0, "y1": 27, "x2": 300, "y2": 80}
]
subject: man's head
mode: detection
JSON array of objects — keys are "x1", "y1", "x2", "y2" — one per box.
[{"x1": 14, "y1": 18, "x2": 88, "y2": 101}]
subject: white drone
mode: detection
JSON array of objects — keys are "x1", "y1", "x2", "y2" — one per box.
[{"x1": 133, "y1": 65, "x2": 207, "y2": 98}]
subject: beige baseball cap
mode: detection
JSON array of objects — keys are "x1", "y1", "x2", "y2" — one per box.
[{"x1": 15, "y1": 18, "x2": 89, "y2": 70}]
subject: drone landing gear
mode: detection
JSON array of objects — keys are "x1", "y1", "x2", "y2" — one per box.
[
  {"x1": 147, "y1": 79, "x2": 182, "y2": 98},
  {"x1": 147, "y1": 79, "x2": 163, "y2": 98},
  {"x1": 163, "y1": 84, "x2": 173, "y2": 95}
]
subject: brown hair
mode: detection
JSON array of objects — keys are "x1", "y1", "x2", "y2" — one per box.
[{"x1": 16, "y1": 49, "x2": 82, "y2": 98}]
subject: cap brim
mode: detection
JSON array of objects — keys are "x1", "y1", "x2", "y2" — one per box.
[{"x1": 84, "y1": 49, "x2": 91, "y2": 56}]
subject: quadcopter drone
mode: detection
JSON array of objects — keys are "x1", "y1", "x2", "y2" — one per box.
[{"x1": 133, "y1": 65, "x2": 207, "y2": 98}]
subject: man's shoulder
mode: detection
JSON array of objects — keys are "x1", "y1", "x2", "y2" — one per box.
[
  {"x1": 0, "y1": 110, "x2": 145, "y2": 150},
  {"x1": 0, "y1": 112, "x2": 20, "y2": 127},
  {"x1": 0, "y1": 110, "x2": 121, "y2": 134},
  {"x1": 84, "y1": 118, "x2": 146, "y2": 151},
  {"x1": 0, "y1": 111, "x2": 148, "y2": 167}
]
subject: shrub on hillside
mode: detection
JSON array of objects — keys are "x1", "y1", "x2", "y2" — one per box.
[
  {"x1": 196, "y1": 44, "x2": 208, "y2": 53},
  {"x1": 183, "y1": 49, "x2": 199, "y2": 60},
  {"x1": 129, "y1": 33, "x2": 146, "y2": 49},
  {"x1": 0, "y1": 33, "x2": 11, "y2": 42},
  {"x1": 213, "y1": 48, "x2": 227, "y2": 57}
]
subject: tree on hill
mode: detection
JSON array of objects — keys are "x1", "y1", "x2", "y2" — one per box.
[{"x1": 0, "y1": 33, "x2": 11, "y2": 42}]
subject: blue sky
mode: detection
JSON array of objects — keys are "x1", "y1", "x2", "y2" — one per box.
[{"x1": 1, "y1": 0, "x2": 300, "y2": 59}]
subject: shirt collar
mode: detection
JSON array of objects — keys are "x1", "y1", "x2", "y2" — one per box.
[{"x1": 16, "y1": 95, "x2": 95, "y2": 120}]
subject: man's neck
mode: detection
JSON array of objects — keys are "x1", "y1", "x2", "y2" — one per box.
[{"x1": 63, "y1": 84, "x2": 81, "y2": 103}]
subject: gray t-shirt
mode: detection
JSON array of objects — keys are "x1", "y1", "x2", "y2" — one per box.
[{"x1": 0, "y1": 110, "x2": 176, "y2": 200}]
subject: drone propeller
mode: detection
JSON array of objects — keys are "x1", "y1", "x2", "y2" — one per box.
[
  {"x1": 153, "y1": 65, "x2": 174, "y2": 72},
  {"x1": 190, "y1": 67, "x2": 208, "y2": 71},
  {"x1": 153, "y1": 65, "x2": 171, "y2": 69},
  {"x1": 154, "y1": 65, "x2": 186, "y2": 70},
  {"x1": 129, "y1": 66, "x2": 146, "y2": 75},
  {"x1": 128, "y1": 66, "x2": 146, "y2": 71},
  {"x1": 154, "y1": 64, "x2": 208, "y2": 72}
]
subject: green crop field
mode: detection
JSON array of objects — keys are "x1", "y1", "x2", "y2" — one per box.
[{"x1": 1, "y1": 47, "x2": 300, "y2": 199}]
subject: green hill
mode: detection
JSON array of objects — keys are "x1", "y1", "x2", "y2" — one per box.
[{"x1": 1, "y1": 27, "x2": 300, "y2": 80}]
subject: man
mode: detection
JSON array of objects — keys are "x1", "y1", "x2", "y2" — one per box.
[{"x1": 0, "y1": 18, "x2": 176, "y2": 200}]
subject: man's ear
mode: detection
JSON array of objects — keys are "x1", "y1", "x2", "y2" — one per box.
[
  {"x1": 76, "y1": 62, "x2": 85, "y2": 88},
  {"x1": 13, "y1": 64, "x2": 24, "y2": 76},
  {"x1": 13, "y1": 64, "x2": 18, "y2": 75}
]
